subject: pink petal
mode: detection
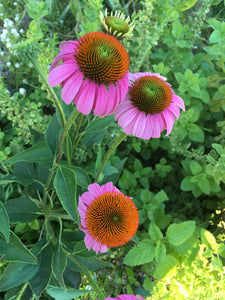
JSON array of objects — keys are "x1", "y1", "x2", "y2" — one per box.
[
  {"x1": 104, "y1": 84, "x2": 117, "y2": 115},
  {"x1": 48, "y1": 63, "x2": 78, "y2": 87},
  {"x1": 76, "y1": 80, "x2": 96, "y2": 115},
  {"x1": 61, "y1": 71, "x2": 83, "y2": 104},
  {"x1": 167, "y1": 103, "x2": 180, "y2": 119},
  {"x1": 132, "y1": 111, "x2": 147, "y2": 138},
  {"x1": 117, "y1": 107, "x2": 138, "y2": 128},
  {"x1": 162, "y1": 110, "x2": 175, "y2": 136},
  {"x1": 93, "y1": 84, "x2": 109, "y2": 116},
  {"x1": 152, "y1": 114, "x2": 162, "y2": 138},
  {"x1": 118, "y1": 73, "x2": 129, "y2": 102},
  {"x1": 59, "y1": 40, "x2": 78, "y2": 51},
  {"x1": 84, "y1": 234, "x2": 108, "y2": 254},
  {"x1": 122, "y1": 110, "x2": 140, "y2": 135},
  {"x1": 88, "y1": 183, "x2": 102, "y2": 198},
  {"x1": 143, "y1": 114, "x2": 154, "y2": 139},
  {"x1": 49, "y1": 46, "x2": 76, "y2": 71},
  {"x1": 101, "y1": 182, "x2": 113, "y2": 193},
  {"x1": 79, "y1": 191, "x2": 93, "y2": 206},
  {"x1": 172, "y1": 95, "x2": 185, "y2": 111},
  {"x1": 114, "y1": 101, "x2": 134, "y2": 120}
]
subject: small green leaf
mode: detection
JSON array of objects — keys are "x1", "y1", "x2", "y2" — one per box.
[
  {"x1": 180, "y1": 176, "x2": 196, "y2": 191},
  {"x1": 0, "y1": 231, "x2": 37, "y2": 264},
  {"x1": 45, "y1": 114, "x2": 60, "y2": 155},
  {"x1": 4, "y1": 197, "x2": 40, "y2": 223},
  {"x1": 68, "y1": 256, "x2": 113, "y2": 272},
  {"x1": 0, "y1": 262, "x2": 39, "y2": 292},
  {"x1": 123, "y1": 240, "x2": 155, "y2": 266},
  {"x1": 6, "y1": 142, "x2": 53, "y2": 165},
  {"x1": 29, "y1": 244, "x2": 53, "y2": 297},
  {"x1": 187, "y1": 124, "x2": 204, "y2": 143},
  {"x1": 200, "y1": 228, "x2": 216, "y2": 248},
  {"x1": 155, "y1": 241, "x2": 166, "y2": 264},
  {"x1": 71, "y1": 167, "x2": 91, "y2": 188},
  {"x1": 85, "y1": 115, "x2": 114, "y2": 132},
  {"x1": 155, "y1": 255, "x2": 178, "y2": 280},
  {"x1": 166, "y1": 221, "x2": 196, "y2": 246},
  {"x1": 0, "y1": 201, "x2": 10, "y2": 243},
  {"x1": 189, "y1": 161, "x2": 202, "y2": 175},
  {"x1": 52, "y1": 243, "x2": 67, "y2": 287},
  {"x1": 148, "y1": 223, "x2": 163, "y2": 242},
  {"x1": 54, "y1": 166, "x2": 78, "y2": 222},
  {"x1": 46, "y1": 285, "x2": 90, "y2": 300}
]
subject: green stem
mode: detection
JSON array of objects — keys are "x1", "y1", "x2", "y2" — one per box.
[
  {"x1": 30, "y1": 57, "x2": 71, "y2": 165},
  {"x1": 16, "y1": 282, "x2": 29, "y2": 300},
  {"x1": 69, "y1": 255, "x2": 106, "y2": 300},
  {"x1": 56, "y1": 107, "x2": 79, "y2": 164},
  {"x1": 95, "y1": 131, "x2": 127, "y2": 183}
]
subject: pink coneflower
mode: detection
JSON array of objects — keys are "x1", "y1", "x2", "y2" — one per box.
[
  {"x1": 48, "y1": 32, "x2": 129, "y2": 117},
  {"x1": 114, "y1": 72, "x2": 185, "y2": 139},
  {"x1": 78, "y1": 182, "x2": 139, "y2": 254},
  {"x1": 105, "y1": 295, "x2": 145, "y2": 300}
]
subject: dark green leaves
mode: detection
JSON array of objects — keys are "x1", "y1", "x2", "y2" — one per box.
[
  {"x1": 0, "y1": 201, "x2": 10, "y2": 242},
  {"x1": 0, "y1": 231, "x2": 37, "y2": 264},
  {"x1": 46, "y1": 285, "x2": 90, "y2": 300},
  {"x1": 53, "y1": 166, "x2": 78, "y2": 222}
]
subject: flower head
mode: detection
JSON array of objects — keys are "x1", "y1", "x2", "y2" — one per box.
[
  {"x1": 48, "y1": 32, "x2": 129, "y2": 117},
  {"x1": 114, "y1": 72, "x2": 185, "y2": 140},
  {"x1": 105, "y1": 295, "x2": 145, "y2": 300},
  {"x1": 100, "y1": 9, "x2": 135, "y2": 39},
  {"x1": 78, "y1": 182, "x2": 139, "y2": 253}
]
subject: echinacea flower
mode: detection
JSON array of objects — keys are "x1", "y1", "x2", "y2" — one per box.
[
  {"x1": 114, "y1": 72, "x2": 185, "y2": 140},
  {"x1": 100, "y1": 9, "x2": 135, "y2": 39},
  {"x1": 48, "y1": 32, "x2": 129, "y2": 117},
  {"x1": 78, "y1": 182, "x2": 139, "y2": 253},
  {"x1": 105, "y1": 295, "x2": 145, "y2": 300}
]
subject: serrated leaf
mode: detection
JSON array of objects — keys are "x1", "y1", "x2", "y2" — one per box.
[
  {"x1": 166, "y1": 221, "x2": 196, "y2": 246},
  {"x1": 187, "y1": 124, "x2": 204, "y2": 143},
  {"x1": 4, "y1": 197, "x2": 40, "y2": 223},
  {"x1": 54, "y1": 166, "x2": 78, "y2": 222},
  {"x1": 155, "y1": 241, "x2": 166, "y2": 264},
  {"x1": 0, "y1": 231, "x2": 37, "y2": 264},
  {"x1": 148, "y1": 223, "x2": 163, "y2": 242},
  {"x1": 189, "y1": 161, "x2": 202, "y2": 175},
  {"x1": 29, "y1": 244, "x2": 53, "y2": 297},
  {"x1": 46, "y1": 285, "x2": 90, "y2": 300},
  {"x1": 0, "y1": 262, "x2": 39, "y2": 292},
  {"x1": 200, "y1": 229, "x2": 216, "y2": 248},
  {"x1": 155, "y1": 255, "x2": 178, "y2": 280},
  {"x1": 123, "y1": 240, "x2": 155, "y2": 266},
  {"x1": 0, "y1": 201, "x2": 10, "y2": 243},
  {"x1": 6, "y1": 142, "x2": 53, "y2": 166},
  {"x1": 180, "y1": 176, "x2": 196, "y2": 191}
]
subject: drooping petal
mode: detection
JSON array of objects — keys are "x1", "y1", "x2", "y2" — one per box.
[
  {"x1": 172, "y1": 95, "x2": 185, "y2": 111},
  {"x1": 61, "y1": 71, "x2": 83, "y2": 104},
  {"x1": 162, "y1": 109, "x2": 175, "y2": 136},
  {"x1": 118, "y1": 73, "x2": 129, "y2": 102},
  {"x1": 132, "y1": 111, "x2": 147, "y2": 139},
  {"x1": 48, "y1": 63, "x2": 78, "y2": 87},
  {"x1": 93, "y1": 84, "x2": 109, "y2": 116},
  {"x1": 167, "y1": 103, "x2": 180, "y2": 119},
  {"x1": 143, "y1": 113, "x2": 154, "y2": 139},
  {"x1": 76, "y1": 80, "x2": 96, "y2": 115},
  {"x1": 59, "y1": 40, "x2": 78, "y2": 51}
]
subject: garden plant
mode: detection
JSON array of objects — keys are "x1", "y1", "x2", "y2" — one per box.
[{"x1": 0, "y1": 0, "x2": 225, "y2": 299}]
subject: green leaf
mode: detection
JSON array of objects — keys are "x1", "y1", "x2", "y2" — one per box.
[
  {"x1": 209, "y1": 29, "x2": 224, "y2": 43},
  {"x1": 172, "y1": 20, "x2": 183, "y2": 39},
  {"x1": 180, "y1": 176, "x2": 196, "y2": 191},
  {"x1": 0, "y1": 262, "x2": 39, "y2": 292},
  {"x1": 4, "y1": 197, "x2": 40, "y2": 223},
  {"x1": 85, "y1": 115, "x2": 114, "y2": 132},
  {"x1": 218, "y1": 243, "x2": 225, "y2": 258},
  {"x1": 212, "y1": 143, "x2": 223, "y2": 155},
  {"x1": 54, "y1": 166, "x2": 78, "y2": 222},
  {"x1": 166, "y1": 221, "x2": 196, "y2": 246},
  {"x1": 155, "y1": 255, "x2": 178, "y2": 280},
  {"x1": 0, "y1": 231, "x2": 37, "y2": 264},
  {"x1": 200, "y1": 228, "x2": 216, "y2": 248},
  {"x1": 52, "y1": 243, "x2": 67, "y2": 287},
  {"x1": 189, "y1": 161, "x2": 202, "y2": 175},
  {"x1": 155, "y1": 241, "x2": 166, "y2": 264},
  {"x1": 0, "y1": 173, "x2": 34, "y2": 186},
  {"x1": 68, "y1": 256, "x2": 113, "y2": 272},
  {"x1": 6, "y1": 142, "x2": 53, "y2": 166},
  {"x1": 123, "y1": 240, "x2": 155, "y2": 266},
  {"x1": 46, "y1": 285, "x2": 90, "y2": 300},
  {"x1": 71, "y1": 167, "x2": 91, "y2": 188},
  {"x1": 0, "y1": 201, "x2": 10, "y2": 243},
  {"x1": 148, "y1": 223, "x2": 163, "y2": 242},
  {"x1": 82, "y1": 129, "x2": 106, "y2": 146},
  {"x1": 45, "y1": 114, "x2": 60, "y2": 155},
  {"x1": 175, "y1": 0, "x2": 198, "y2": 11},
  {"x1": 29, "y1": 244, "x2": 53, "y2": 297},
  {"x1": 187, "y1": 124, "x2": 204, "y2": 142}
]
